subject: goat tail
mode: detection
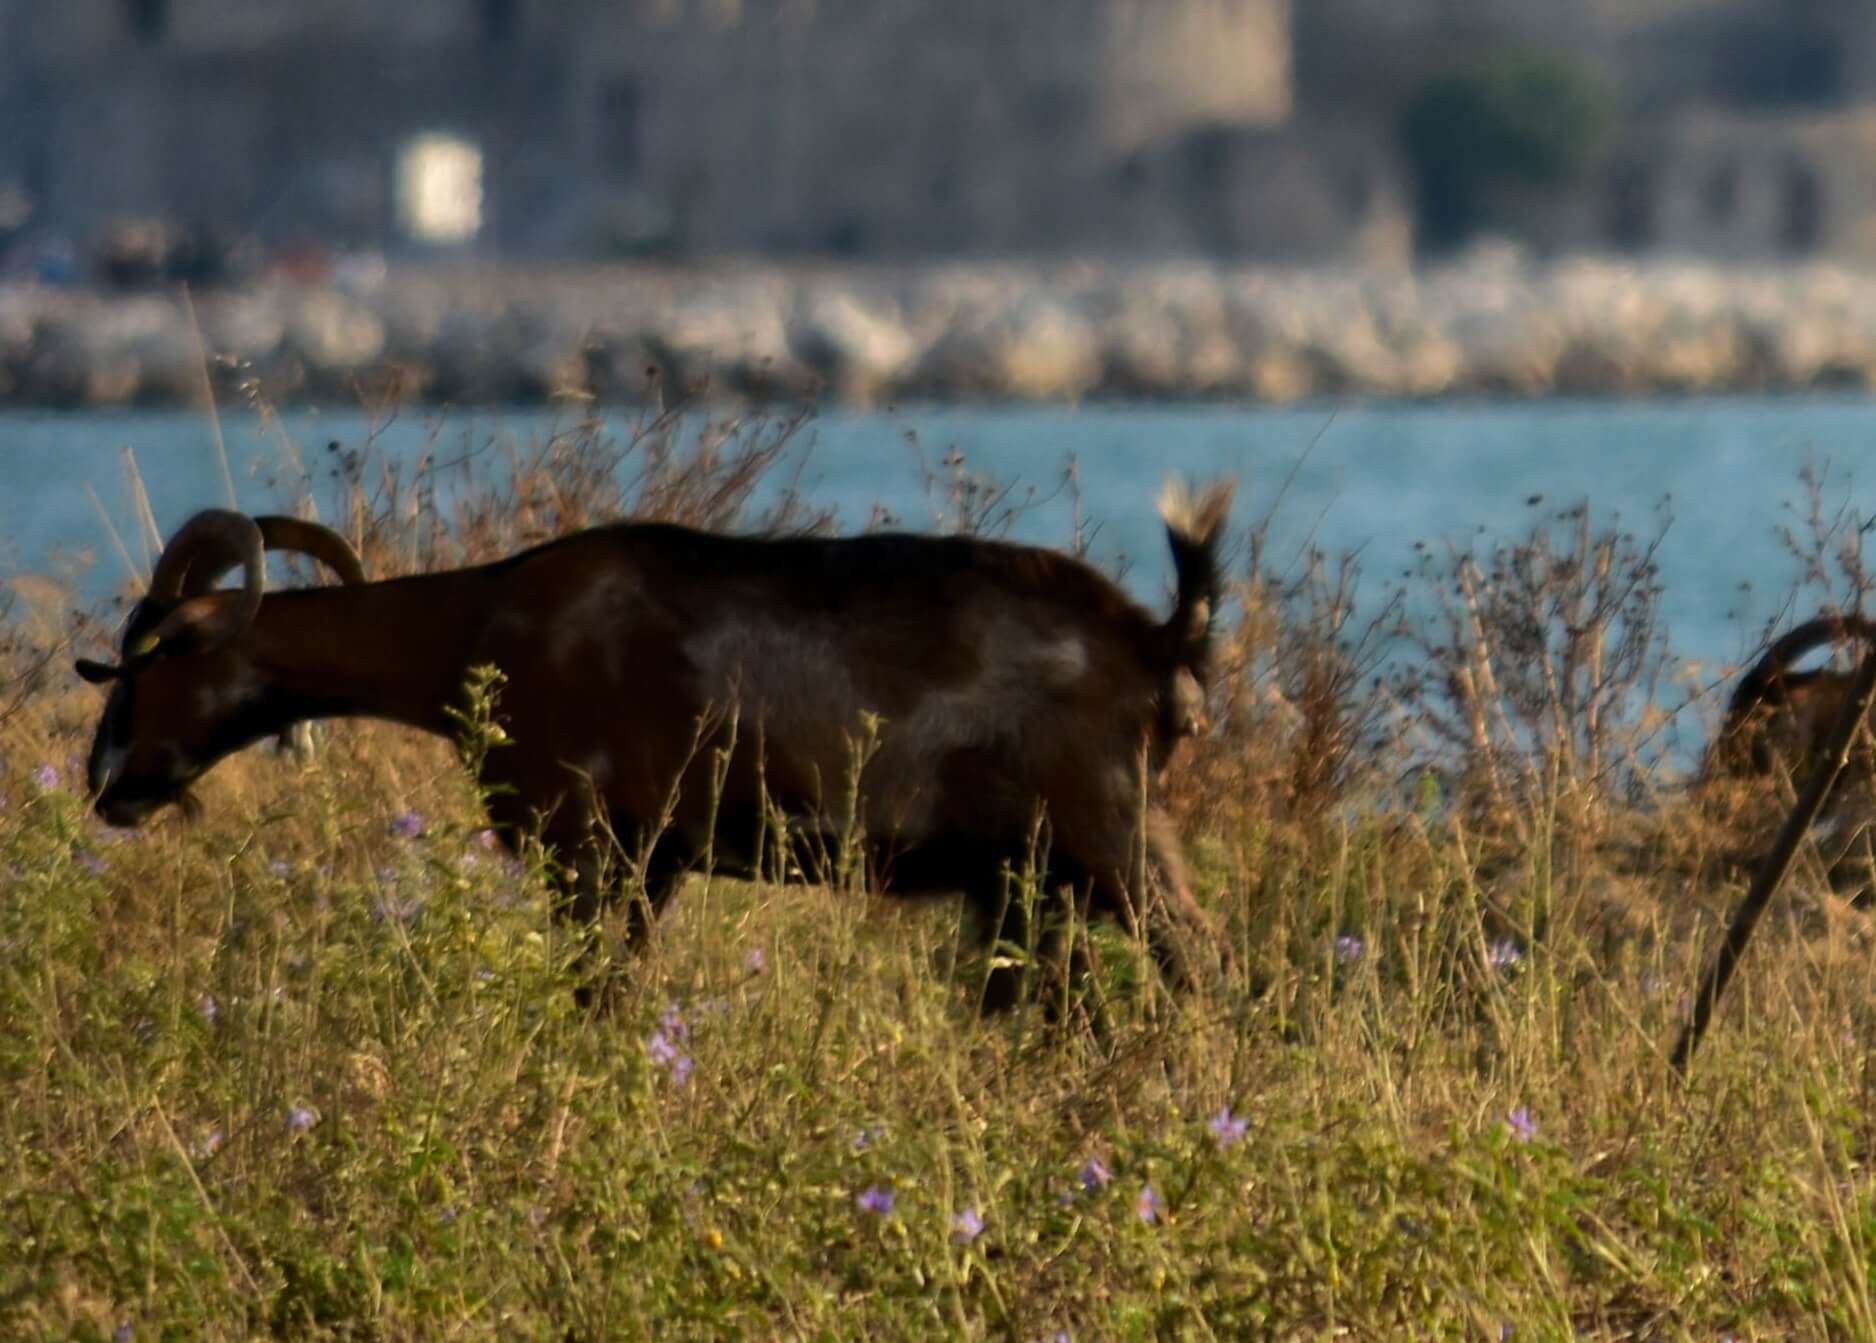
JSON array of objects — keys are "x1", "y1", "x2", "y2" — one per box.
[{"x1": 1155, "y1": 476, "x2": 1235, "y2": 738}]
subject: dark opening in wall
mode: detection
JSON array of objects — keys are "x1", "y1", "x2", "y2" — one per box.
[
  {"x1": 125, "y1": 0, "x2": 168, "y2": 44},
  {"x1": 482, "y1": 0, "x2": 520, "y2": 42},
  {"x1": 1602, "y1": 159, "x2": 1658, "y2": 251},
  {"x1": 1780, "y1": 158, "x2": 1823, "y2": 254},
  {"x1": 600, "y1": 80, "x2": 641, "y2": 177},
  {"x1": 1702, "y1": 157, "x2": 1740, "y2": 225}
]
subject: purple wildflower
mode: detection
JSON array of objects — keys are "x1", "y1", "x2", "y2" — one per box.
[
  {"x1": 1208, "y1": 1104, "x2": 1249, "y2": 1149},
  {"x1": 853, "y1": 1125, "x2": 884, "y2": 1152},
  {"x1": 1499, "y1": 1325, "x2": 1514, "y2": 1342},
  {"x1": 113, "y1": 1326, "x2": 133, "y2": 1343},
  {"x1": 1488, "y1": 939, "x2": 1523, "y2": 971},
  {"x1": 286, "y1": 1106, "x2": 317, "y2": 1133},
  {"x1": 744, "y1": 945, "x2": 767, "y2": 975},
  {"x1": 389, "y1": 810, "x2": 424, "y2": 839},
  {"x1": 669, "y1": 1054, "x2": 694, "y2": 1086},
  {"x1": 269, "y1": 860, "x2": 292, "y2": 878},
  {"x1": 1507, "y1": 1106, "x2": 1537, "y2": 1144},
  {"x1": 1334, "y1": 934, "x2": 1365, "y2": 964},
  {"x1": 951, "y1": 1207, "x2": 985, "y2": 1245},
  {"x1": 191, "y1": 1127, "x2": 223, "y2": 1161},
  {"x1": 646, "y1": 1030, "x2": 680, "y2": 1067},
  {"x1": 474, "y1": 827, "x2": 497, "y2": 849},
  {"x1": 198, "y1": 994, "x2": 219, "y2": 1026},
  {"x1": 658, "y1": 1004, "x2": 690, "y2": 1043},
  {"x1": 1136, "y1": 1184, "x2": 1164, "y2": 1225},
  {"x1": 855, "y1": 1184, "x2": 895, "y2": 1216},
  {"x1": 32, "y1": 763, "x2": 59, "y2": 790},
  {"x1": 1079, "y1": 1155, "x2": 1111, "y2": 1191},
  {"x1": 76, "y1": 851, "x2": 108, "y2": 876}
]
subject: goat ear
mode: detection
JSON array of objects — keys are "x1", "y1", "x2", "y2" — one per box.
[
  {"x1": 146, "y1": 593, "x2": 247, "y2": 655},
  {"x1": 74, "y1": 658, "x2": 121, "y2": 684}
]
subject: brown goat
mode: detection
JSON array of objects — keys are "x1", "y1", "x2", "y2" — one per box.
[
  {"x1": 1710, "y1": 613, "x2": 1876, "y2": 783},
  {"x1": 75, "y1": 483, "x2": 1235, "y2": 1008}
]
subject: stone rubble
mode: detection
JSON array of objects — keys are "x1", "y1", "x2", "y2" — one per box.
[{"x1": 5, "y1": 255, "x2": 1876, "y2": 407}]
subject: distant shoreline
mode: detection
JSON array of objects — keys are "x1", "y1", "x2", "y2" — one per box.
[{"x1": 5, "y1": 255, "x2": 1876, "y2": 410}]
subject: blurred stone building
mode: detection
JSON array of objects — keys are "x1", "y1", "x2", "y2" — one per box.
[
  {"x1": 0, "y1": 0, "x2": 1304, "y2": 260},
  {"x1": 1298, "y1": 0, "x2": 1876, "y2": 262}
]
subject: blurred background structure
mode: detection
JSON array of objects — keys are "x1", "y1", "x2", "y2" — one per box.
[{"x1": 3, "y1": 0, "x2": 1875, "y2": 271}]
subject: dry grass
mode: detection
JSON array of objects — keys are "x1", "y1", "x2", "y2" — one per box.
[{"x1": 6, "y1": 413, "x2": 1876, "y2": 1339}]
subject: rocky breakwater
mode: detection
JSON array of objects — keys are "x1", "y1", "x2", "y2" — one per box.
[{"x1": 6, "y1": 254, "x2": 1876, "y2": 408}]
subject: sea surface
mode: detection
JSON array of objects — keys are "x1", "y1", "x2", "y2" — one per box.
[{"x1": 4, "y1": 397, "x2": 1876, "y2": 684}]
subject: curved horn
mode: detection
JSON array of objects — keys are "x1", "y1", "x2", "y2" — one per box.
[
  {"x1": 143, "y1": 510, "x2": 264, "y2": 655},
  {"x1": 254, "y1": 516, "x2": 367, "y2": 586},
  {"x1": 149, "y1": 509, "x2": 264, "y2": 607}
]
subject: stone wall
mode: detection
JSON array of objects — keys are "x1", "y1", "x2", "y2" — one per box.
[{"x1": 0, "y1": 0, "x2": 1293, "y2": 259}]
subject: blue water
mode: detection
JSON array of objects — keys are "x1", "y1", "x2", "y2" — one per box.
[{"x1": 4, "y1": 398, "x2": 1875, "y2": 681}]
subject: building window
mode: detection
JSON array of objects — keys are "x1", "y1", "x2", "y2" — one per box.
[
  {"x1": 1780, "y1": 159, "x2": 1823, "y2": 254},
  {"x1": 396, "y1": 134, "x2": 485, "y2": 244},
  {"x1": 125, "y1": 0, "x2": 168, "y2": 43},
  {"x1": 600, "y1": 80, "x2": 641, "y2": 177},
  {"x1": 1603, "y1": 160, "x2": 1658, "y2": 251},
  {"x1": 482, "y1": 0, "x2": 520, "y2": 42},
  {"x1": 1702, "y1": 158, "x2": 1740, "y2": 225}
]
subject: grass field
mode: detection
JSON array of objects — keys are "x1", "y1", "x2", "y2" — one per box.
[{"x1": 5, "y1": 413, "x2": 1876, "y2": 1340}]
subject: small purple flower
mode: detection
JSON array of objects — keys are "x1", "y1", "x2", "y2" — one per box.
[
  {"x1": 1136, "y1": 1184, "x2": 1164, "y2": 1225},
  {"x1": 474, "y1": 828, "x2": 497, "y2": 850},
  {"x1": 1334, "y1": 934, "x2": 1365, "y2": 963},
  {"x1": 1507, "y1": 1106, "x2": 1537, "y2": 1144},
  {"x1": 191, "y1": 1127, "x2": 223, "y2": 1161},
  {"x1": 1488, "y1": 939, "x2": 1523, "y2": 971},
  {"x1": 389, "y1": 810, "x2": 424, "y2": 839},
  {"x1": 287, "y1": 1106, "x2": 317, "y2": 1133},
  {"x1": 113, "y1": 1326, "x2": 133, "y2": 1343},
  {"x1": 32, "y1": 763, "x2": 59, "y2": 790},
  {"x1": 744, "y1": 946, "x2": 767, "y2": 975},
  {"x1": 951, "y1": 1207, "x2": 985, "y2": 1245},
  {"x1": 1208, "y1": 1104, "x2": 1249, "y2": 1149},
  {"x1": 669, "y1": 1054, "x2": 694, "y2": 1086},
  {"x1": 198, "y1": 994, "x2": 219, "y2": 1025},
  {"x1": 76, "y1": 851, "x2": 107, "y2": 876},
  {"x1": 1498, "y1": 1325, "x2": 1514, "y2": 1342},
  {"x1": 853, "y1": 1125, "x2": 884, "y2": 1152},
  {"x1": 646, "y1": 1030, "x2": 680, "y2": 1067},
  {"x1": 658, "y1": 1005, "x2": 689, "y2": 1043},
  {"x1": 1079, "y1": 1155, "x2": 1111, "y2": 1191},
  {"x1": 855, "y1": 1184, "x2": 895, "y2": 1216},
  {"x1": 269, "y1": 860, "x2": 292, "y2": 878}
]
